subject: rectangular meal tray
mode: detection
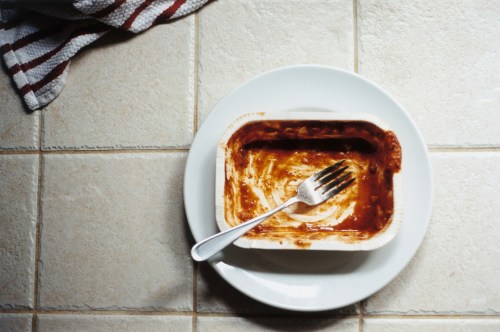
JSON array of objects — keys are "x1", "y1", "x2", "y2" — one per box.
[{"x1": 215, "y1": 112, "x2": 403, "y2": 251}]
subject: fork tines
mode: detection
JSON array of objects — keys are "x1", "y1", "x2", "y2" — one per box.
[{"x1": 316, "y1": 160, "x2": 355, "y2": 196}]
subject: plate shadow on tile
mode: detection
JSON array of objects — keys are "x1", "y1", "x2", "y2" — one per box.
[{"x1": 197, "y1": 262, "x2": 358, "y2": 315}]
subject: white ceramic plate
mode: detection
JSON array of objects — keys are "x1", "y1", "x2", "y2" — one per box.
[{"x1": 184, "y1": 65, "x2": 433, "y2": 311}]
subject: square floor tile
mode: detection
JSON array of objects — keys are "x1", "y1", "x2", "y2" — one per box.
[
  {"x1": 0, "y1": 313, "x2": 32, "y2": 332},
  {"x1": 365, "y1": 153, "x2": 500, "y2": 314},
  {"x1": 37, "y1": 314, "x2": 191, "y2": 332},
  {"x1": 358, "y1": 0, "x2": 500, "y2": 147},
  {"x1": 42, "y1": 18, "x2": 195, "y2": 150},
  {"x1": 198, "y1": 0, "x2": 354, "y2": 124},
  {"x1": 39, "y1": 153, "x2": 193, "y2": 310},
  {"x1": 197, "y1": 316, "x2": 359, "y2": 332},
  {"x1": 364, "y1": 318, "x2": 500, "y2": 332},
  {"x1": 0, "y1": 155, "x2": 38, "y2": 308},
  {"x1": 0, "y1": 66, "x2": 39, "y2": 150}
]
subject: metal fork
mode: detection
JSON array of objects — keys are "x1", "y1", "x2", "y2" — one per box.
[{"x1": 191, "y1": 160, "x2": 355, "y2": 261}]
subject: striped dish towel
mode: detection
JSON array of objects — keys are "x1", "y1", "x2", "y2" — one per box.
[{"x1": 0, "y1": 0, "x2": 210, "y2": 111}]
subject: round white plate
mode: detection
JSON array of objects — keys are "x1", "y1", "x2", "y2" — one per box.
[{"x1": 184, "y1": 65, "x2": 433, "y2": 311}]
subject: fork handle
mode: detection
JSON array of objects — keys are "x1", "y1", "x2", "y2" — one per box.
[{"x1": 191, "y1": 196, "x2": 300, "y2": 262}]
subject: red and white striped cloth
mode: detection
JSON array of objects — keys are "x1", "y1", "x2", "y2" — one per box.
[{"x1": 0, "y1": 0, "x2": 210, "y2": 111}]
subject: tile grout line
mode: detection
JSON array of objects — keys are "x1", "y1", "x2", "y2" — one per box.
[
  {"x1": 40, "y1": 148, "x2": 191, "y2": 154},
  {"x1": 1, "y1": 307, "x2": 500, "y2": 318},
  {"x1": 358, "y1": 300, "x2": 365, "y2": 332},
  {"x1": 0, "y1": 148, "x2": 191, "y2": 155},
  {"x1": 193, "y1": 11, "x2": 200, "y2": 136},
  {"x1": 195, "y1": 312, "x2": 360, "y2": 319},
  {"x1": 192, "y1": 263, "x2": 199, "y2": 331},
  {"x1": 192, "y1": 11, "x2": 200, "y2": 332},
  {"x1": 1, "y1": 147, "x2": 500, "y2": 155},
  {"x1": 1, "y1": 146, "x2": 500, "y2": 155},
  {"x1": 353, "y1": 0, "x2": 359, "y2": 73},
  {"x1": 32, "y1": 111, "x2": 44, "y2": 332},
  {"x1": 38, "y1": 310, "x2": 196, "y2": 316},
  {"x1": 3, "y1": 309, "x2": 198, "y2": 316},
  {"x1": 362, "y1": 314, "x2": 500, "y2": 319},
  {"x1": 0, "y1": 150, "x2": 39, "y2": 154}
]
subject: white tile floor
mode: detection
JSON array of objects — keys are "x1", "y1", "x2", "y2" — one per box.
[{"x1": 1, "y1": 1, "x2": 499, "y2": 331}]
